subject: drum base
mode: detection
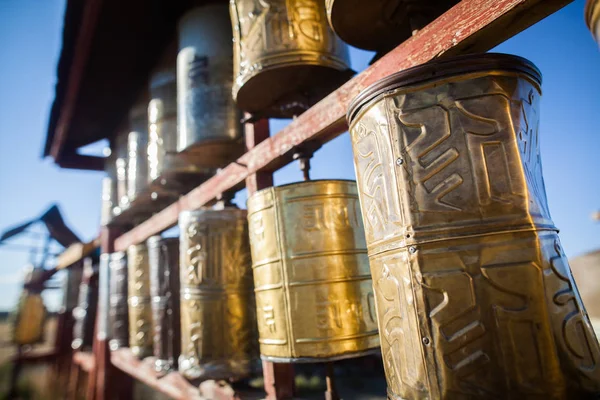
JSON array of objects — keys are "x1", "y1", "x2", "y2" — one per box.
[
  {"x1": 235, "y1": 63, "x2": 354, "y2": 119},
  {"x1": 261, "y1": 348, "x2": 381, "y2": 364},
  {"x1": 177, "y1": 137, "x2": 246, "y2": 170}
]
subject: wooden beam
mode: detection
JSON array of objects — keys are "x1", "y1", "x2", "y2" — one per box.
[
  {"x1": 50, "y1": 0, "x2": 104, "y2": 160},
  {"x1": 57, "y1": 154, "x2": 106, "y2": 171},
  {"x1": 56, "y1": 238, "x2": 100, "y2": 270},
  {"x1": 115, "y1": 0, "x2": 572, "y2": 250},
  {"x1": 73, "y1": 352, "x2": 95, "y2": 373}
]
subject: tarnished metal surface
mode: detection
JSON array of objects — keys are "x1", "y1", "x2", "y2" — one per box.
[
  {"x1": 247, "y1": 180, "x2": 379, "y2": 362},
  {"x1": 127, "y1": 243, "x2": 153, "y2": 358},
  {"x1": 127, "y1": 102, "x2": 150, "y2": 203},
  {"x1": 230, "y1": 0, "x2": 353, "y2": 118},
  {"x1": 178, "y1": 208, "x2": 257, "y2": 382},
  {"x1": 73, "y1": 259, "x2": 98, "y2": 351},
  {"x1": 586, "y1": 0, "x2": 600, "y2": 46},
  {"x1": 177, "y1": 5, "x2": 244, "y2": 168},
  {"x1": 147, "y1": 236, "x2": 181, "y2": 374},
  {"x1": 347, "y1": 53, "x2": 600, "y2": 399},
  {"x1": 108, "y1": 251, "x2": 129, "y2": 350},
  {"x1": 326, "y1": 0, "x2": 458, "y2": 52}
]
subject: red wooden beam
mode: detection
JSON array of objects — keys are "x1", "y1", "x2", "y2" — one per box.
[
  {"x1": 114, "y1": 0, "x2": 572, "y2": 252},
  {"x1": 73, "y1": 351, "x2": 96, "y2": 373},
  {"x1": 50, "y1": 0, "x2": 104, "y2": 160}
]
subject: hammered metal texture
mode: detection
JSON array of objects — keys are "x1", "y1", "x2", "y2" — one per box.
[
  {"x1": 127, "y1": 244, "x2": 153, "y2": 358},
  {"x1": 326, "y1": 0, "x2": 458, "y2": 52},
  {"x1": 586, "y1": 0, "x2": 600, "y2": 46},
  {"x1": 72, "y1": 263, "x2": 98, "y2": 351},
  {"x1": 178, "y1": 209, "x2": 257, "y2": 382},
  {"x1": 108, "y1": 252, "x2": 129, "y2": 351},
  {"x1": 230, "y1": 0, "x2": 353, "y2": 118},
  {"x1": 148, "y1": 68, "x2": 178, "y2": 184},
  {"x1": 247, "y1": 180, "x2": 380, "y2": 362},
  {"x1": 148, "y1": 236, "x2": 181, "y2": 374},
  {"x1": 347, "y1": 54, "x2": 600, "y2": 399},
  {"x1": 127, "y1": 102, "x2": 150, "y2": 203},
  {"x1": 177, "y1": 5, "x2": 244, "y2": 168}
]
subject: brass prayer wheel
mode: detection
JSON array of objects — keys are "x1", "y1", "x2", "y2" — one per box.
[
  {"x1": 326, "y1": 0, "x2": 458, "y2": 52},
  {"x1": 127, "y1": 243, "x2": 153, "y2": 358},
  {"x1": 73, "y1": 259, "x2": 98, "y2": 350},
  {"x1": 147, "y1": 236, "x2": 181, "y2": 374},
  {"x1": 178, "y1": 208, "x2": 257, "y2": 382},
  {"x1": 247, "y1": 180, "x2": 379, "y2": 362},
  {"x1": 230, "y1": 0, "x2": 353, "y2": 118},
  {"x1": 108, "y1": 252, "x2": 129, "y2": 350},
  {"x1": 127, "y1": 101, "x2": 150, "y2": 203},
  {"x1": 177, "y1": 5, "x2": 244, "y2": 168},
  {"x1": 586, "y1": 0, "x2": 600, "y2": 46},
  {"x1": 347, "y1": 53, "x2": 600, "y2": 399}
]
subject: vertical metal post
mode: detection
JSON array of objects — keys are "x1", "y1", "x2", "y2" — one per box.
[{"x1": 244, "y1": 116, "x2": 295, "y2": 400}]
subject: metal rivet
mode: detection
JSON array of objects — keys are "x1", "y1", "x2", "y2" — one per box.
[
  {"x1": 422, "y1": 337, "x2": 430, "y2": 345},
  {"x1": 409, "y1": 246, "x2": 417, "y2": 254},
  {"x1": 396, "y1": 158, "x2": 404, "y2": 166}
]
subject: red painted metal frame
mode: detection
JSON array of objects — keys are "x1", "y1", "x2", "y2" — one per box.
[{"x1": 114, "y1": 0, "x2": 573, "y2": 252}]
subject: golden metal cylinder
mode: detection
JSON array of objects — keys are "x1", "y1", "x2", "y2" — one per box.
[
  {"x1": 326, "y1": 0, "x2": 458, "y2": 52},
  {"x1": 177, "y1": 5, "x2": 244, "y2": 168},
  {"x1": 12, "y1": 292, "x2": 46, "y2": 346},
  {"x1": 108, "y1": 252, "x2": 129, "y2": 351},
  {"x1": 347, "y1": 53, "x2": 600, "y2": 399},
  {"x1": 247, "y1": 180, "x2": 379, "y2": 362},
  {"x1": 127, "y1": 244, "x2": 153, "y2": 358},
  {"x1": 230, "y1": 0, "x2": 353, "y2": 118},
  {"x1": 586, "y1": 0, "x2": 600, "y2": 46},
  {"x1": 127, "y1": 102, "x2": 150, "y2": 203},
  {"x1": 178, "y1": 208, "x2": 257, "y2": 382},
  {"x1": 73, "y1": 260, "x2": 98, "y2": 351}
]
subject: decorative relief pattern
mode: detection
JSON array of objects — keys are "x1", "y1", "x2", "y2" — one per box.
[
  {"x1": 178, "y1": 209, "x2": 256, "y2": 382},
  {"x1": 127, "y1": 244, "x2": 153, "y2": 358},
  {"x1": 349, "y1": 66, "x2": 600, "y2": 398},
  {"x1": 247, "y1": 181, "x2": 379, "y2": 361}
]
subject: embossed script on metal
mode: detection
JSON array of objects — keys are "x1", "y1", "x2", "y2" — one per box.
[
  {"x1": 178, "y1": 208, "x2": 257, "y2": 382},
  {"x1": 247, "y1": 180, "x2": 380, "y2": 362},
  {"x1": 347, "y1": 53, "x2": 600, "y2": 399},
  {"x1": 230, "y1": 0, "x2": 353, "y2": 118},
  {"x1": 127, "y1": 244, "x2": 153, "y2": 359}
]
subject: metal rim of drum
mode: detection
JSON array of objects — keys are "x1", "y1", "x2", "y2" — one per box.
[
  {"x1": 250, "y1": 178, "x2": 358, "y2": 196},
  {"x1": 347, "y1": 53, "x2": 542, "y2": 124}
]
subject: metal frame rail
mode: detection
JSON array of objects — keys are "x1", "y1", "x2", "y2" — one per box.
[{"x1": 73, "y1": 0, "x2": 574, "y2": 398}]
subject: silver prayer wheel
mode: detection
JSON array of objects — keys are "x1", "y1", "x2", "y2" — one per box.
[
  {"x1": 108, "y1": 252, "x2": 129, "y2": 350},
  {"x1": 177, "y1": 4, "x2": 245, "y2": 169},
  {"x1": 73, "y1": 259, "x2": 98, "y2": 351},
  {"x1": 178, "y1": 208, "x2": 257, "y2": 382},
  {"x1": 127, "y1": 100, "x2": 150, "y2": 204},
  {"x1": 115, "y1": 131, "x2": 129, "y2": 209},
  {"x1": 127, "y1": 243, "x2": 154, "y2": 358},
  {"x1": 147, "y1": 236, "x2": 181, "y2": 374},
  {"x1": 230, "y1": 0, "x2": 353, "y2": 118}
]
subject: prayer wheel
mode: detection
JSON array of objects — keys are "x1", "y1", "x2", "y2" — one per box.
[
  {"x1": 230, "y1": 0, "x2": 353, "y2": 118},
  {"x1": 177, "y1": 4, "x2": 244, "y2": 168},
  {"x1": 11, "y1": 266, "x2": 47, "y2": 346},
  {"x1": 127, "y1": 101, "x2": 150, "y2": 203},
  {"x1": 147, "y1": 236, "x2": 181, "y2": 374},
  {"x1": 108, "y1": 252, "x2": 129, "y2": 350},
  {"x1": 246, "y1": 180, "x2": 379, "y2": 362},
  {"x1": 127, "y1": 243, "x2": 153, "y2": 358},
  {"x1": 73, "y1": 259, "x2": 98, "y2": 350},
  {"x1": 586, "y1": 0, "x2": 600, "y2": 46},
  {"x1": 326, "y1": 0, "x2": 458, "y2": 52},
  {"x1": 178, "y1": 208, "x2": 257, "y2": 382},
  {"x1": 346, "y1": 53, "x2": 600, "y2": 399},
  {"x1": 115, "y1": 131, "x2": 129, "y2": 209}
]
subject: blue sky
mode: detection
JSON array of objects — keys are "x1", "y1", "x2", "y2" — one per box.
[{"x1": 0, "y1": 0, "x2": 598, "y2": 310}]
